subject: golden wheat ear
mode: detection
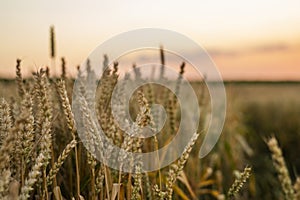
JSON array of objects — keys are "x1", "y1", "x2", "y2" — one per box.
[
  {"x1": 15, "y1": 59, "x2": 25, "y2": 98},
  {"x1": 266, "y1": 136, "x2": 296, "y2": 200},
  {"x1": 56, "y1": 79, "x2": 81, "y2": 198},
  {"x1": 46, "y1": 139, "x2": 77, "y2": 186},
  {"x1": 0, "y1": 128, "x2": 16, "y2": 170},
  {"x1": 294, "y1": 177, "x2": 300, "y2": 199},
  {"x1": 0, "y1": 98, "x2": 13, "y2": 146},
  {"x1": 164, "y1": 132, "x2": 200, "y2": 199},
  {"x1": 227, "y1": 166, "x2": 252, "y2": 199}
]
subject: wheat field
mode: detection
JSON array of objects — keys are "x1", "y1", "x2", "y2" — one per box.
[{"x1": 0, "y1": 28, "x2": 300, "y2": 200}]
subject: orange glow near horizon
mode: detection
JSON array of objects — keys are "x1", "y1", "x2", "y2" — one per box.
[
  {"x1": 212, "y1": 45, "x2": 300, "y2": 80},
  {"x1": 0, "y1": 0, "x2": 300, "y2": 80},
  {"x1": 0, "y1": 42, "x2": 299, "y2": 81}
]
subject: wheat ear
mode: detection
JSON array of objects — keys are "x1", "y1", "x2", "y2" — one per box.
[
  {"x1": 19, "y1": 120, "x2": 52, "y2": 200},
  {"x1": 266, "y1": 137, "x2": 295, "y2": 200},
  {"x1": 165, "y1": 132, "x2": 200, "y2": 199},
  {"x1": 56, "y1": 80, "x2": 81, "y2": 198},
  {"x1": 47, "y1": 139, "x2": 77, "y2": 185},
  {"x1": 227, "y1": 166, "x2": 252, "y2": 199},
  {"x1": 16, "y1": 59, "x2": 25, "y2": 98},
  {"x1": 0, "y1": 98, "x2": 13, "y2": 145}
]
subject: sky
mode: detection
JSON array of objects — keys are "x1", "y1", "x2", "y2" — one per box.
[{"x1": 0, "y1": 0, "x2": 300, "y2": 80}]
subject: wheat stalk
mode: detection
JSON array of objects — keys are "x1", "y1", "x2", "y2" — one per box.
[
  {"x1": 266, "y1": 137, "x2": 296, "y2": 200},
  {"x1": 0, "y1": 169, "x2": 11, "y2": 199},
  {"x1": 0, "y1": 126, "x2": 17, "y2": 171},
  {"x1": 227, "y1": 166, "x2": 252, "y2": 199},
  {"x1": 16, "y1": 59, "x2": 25, "y2": 98},
  {"x1": 56, "y1": 79, "x2": 81, "y2": 198},
  {"x1": 46, "y1": 139, "x2": 77, "y2": 186},
  {"x1": 19, "y1": 119, "x2": 52, "y2": 200},
  {"x1": 61, "y1": 57, "x2": 66, "y2": 79},
  {"x1": 293, "y1": 177, "x2": 300, "y2": 199},
  {"x1": 0, "y1": 98, "x2": 13, "y2": 145},
  {"x1": 50, "y1": 26, "x2": 55, "y2": 59}
]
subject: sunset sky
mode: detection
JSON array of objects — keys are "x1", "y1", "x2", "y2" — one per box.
[{"x1": 0, "y1": 0, "x2": 300, "y2": 80}]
